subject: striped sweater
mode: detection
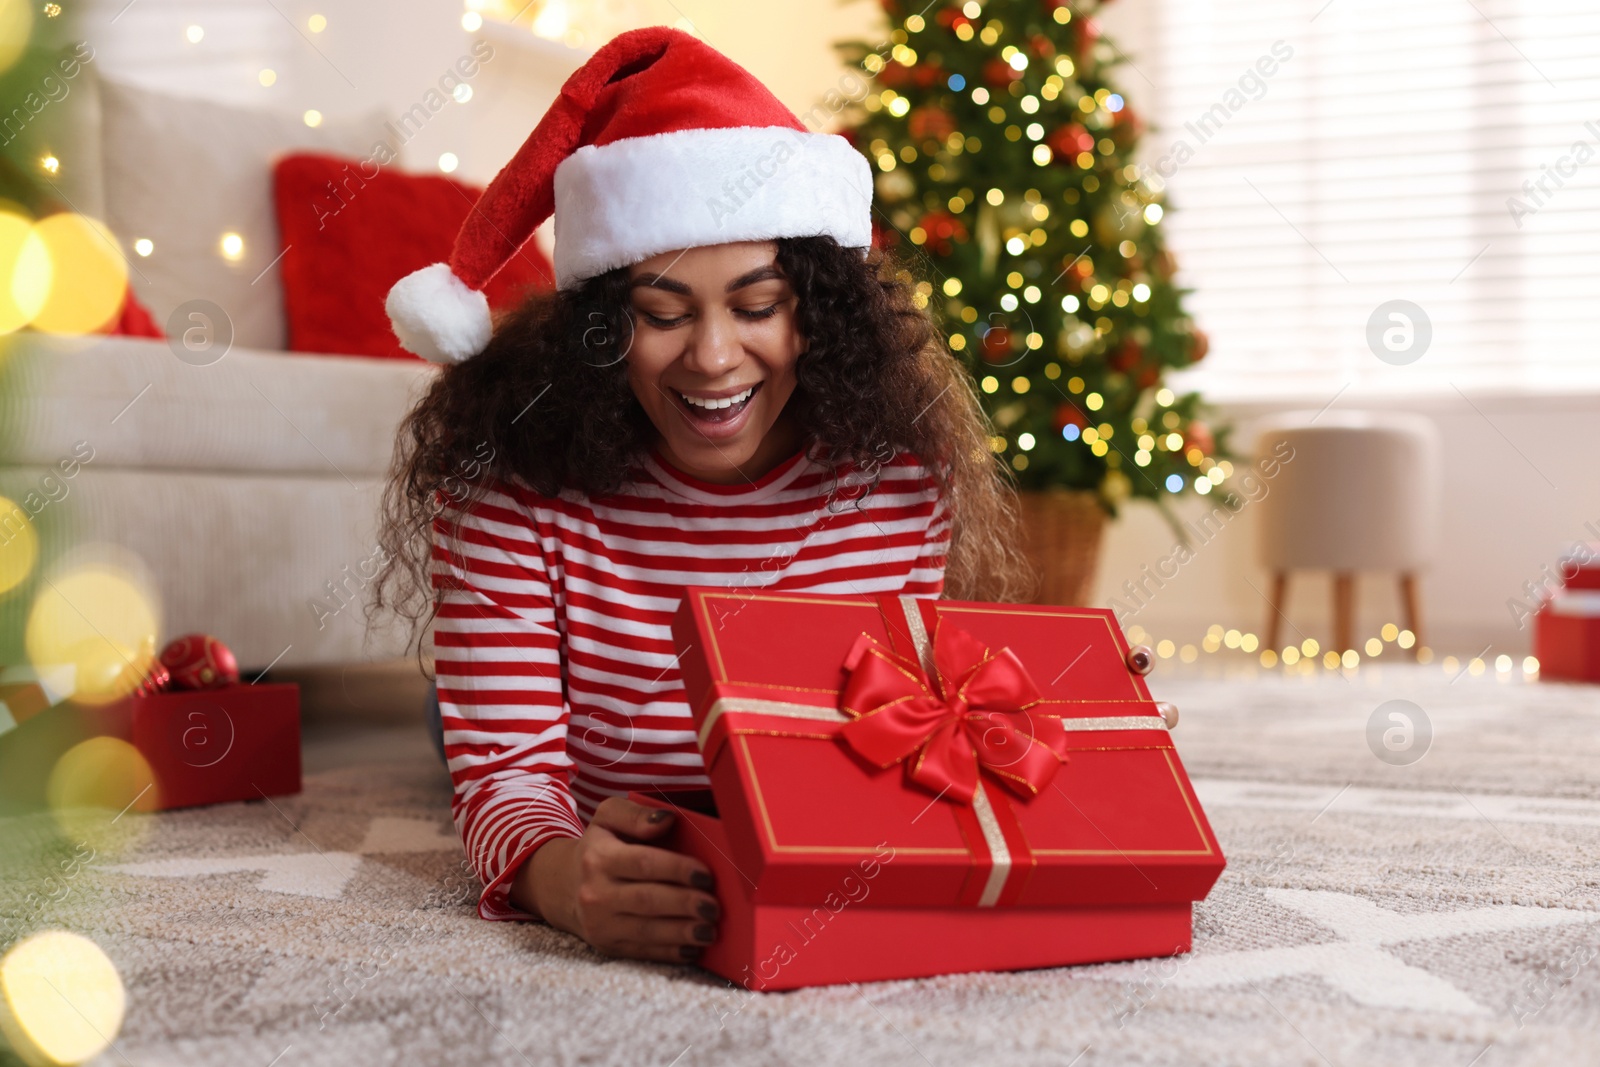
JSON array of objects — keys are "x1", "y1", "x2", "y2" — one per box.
[{"x1": 431, "y1": 443, "x2": 950, "y2": 920}]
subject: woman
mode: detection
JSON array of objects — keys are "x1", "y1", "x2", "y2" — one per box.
[{"x1": 375, "y1": 27, "x2": 1031, "y2": 968}]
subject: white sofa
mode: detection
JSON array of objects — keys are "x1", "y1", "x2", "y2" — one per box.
[
  {"x1": 0, "y1": 63, "x2": 456, "y2": 671},
  {"x1": 1, "y1": 334, "x2": 432, "y2": 669}
]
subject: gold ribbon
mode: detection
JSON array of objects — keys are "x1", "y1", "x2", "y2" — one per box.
[{"x1": 900, "y1": 595, "x2": 1016, "y2": 906}]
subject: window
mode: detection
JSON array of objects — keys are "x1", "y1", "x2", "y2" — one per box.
[{"x1": 1139, "y1": 0, "x2": 1600, "y2": 397}]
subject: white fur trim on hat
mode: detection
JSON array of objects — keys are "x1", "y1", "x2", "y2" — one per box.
[
  {"x1": 385, "y1": 262, "x2": 493, "y2": 364},
  {"x1": 551, "y1": 126, "x2": 873, "y2": 289}
]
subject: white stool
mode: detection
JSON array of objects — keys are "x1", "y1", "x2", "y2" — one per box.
[{"x1": 1252, "y1": 411, "x2": 1440, "y2": 657}]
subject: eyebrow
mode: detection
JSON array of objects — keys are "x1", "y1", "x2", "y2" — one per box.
[{"x1": 629, "y1": 264, "x2": 787, "y2": 296}]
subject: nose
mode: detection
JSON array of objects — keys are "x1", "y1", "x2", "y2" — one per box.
[{"x1": 680, "y1": 308, "x2": 742, "y2": 379}]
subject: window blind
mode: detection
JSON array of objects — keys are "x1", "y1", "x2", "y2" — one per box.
[{"x1": 1139, "y1": 0, "x2": 1600, "y2": 398}]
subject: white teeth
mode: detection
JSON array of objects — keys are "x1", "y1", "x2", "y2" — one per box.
[{"x1": 680, "y1": 386, "x2": 754, "y2": 410}]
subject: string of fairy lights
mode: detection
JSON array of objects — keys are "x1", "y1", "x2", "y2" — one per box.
[{"x1": 1124, "y1": 622, "x2": 1542, "y2": 677}]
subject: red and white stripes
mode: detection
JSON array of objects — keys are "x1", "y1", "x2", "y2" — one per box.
[{"x1": 431, "y1": 446, "x2": 949, "y2": 920}]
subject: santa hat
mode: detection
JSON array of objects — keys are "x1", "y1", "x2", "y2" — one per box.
[{"x1": 385, "y1": 26, "x2": 874, "y2": 365}]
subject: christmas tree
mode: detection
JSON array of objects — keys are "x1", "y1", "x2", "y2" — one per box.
[{"x1": 838, "y1": 0, "x2": 1230, "y2": 517}]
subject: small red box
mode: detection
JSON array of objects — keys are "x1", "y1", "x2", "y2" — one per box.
[
  {"x1": 1535, "y1": 593, "x2": 1600, "y2": 682},
  {"x1": 628, "y1": 590, "x2": 1225, "y2": 991},
  {"x1": 1558, "y1": 543, "x2": 1600, "y2": 592},
  {"x1": 95, "y1": 683, "x2": 302, "y2": 809}
]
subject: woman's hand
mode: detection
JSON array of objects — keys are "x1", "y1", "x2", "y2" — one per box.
[{"x1": 510, "y1": 797, "x2": 720, "y2": 963}]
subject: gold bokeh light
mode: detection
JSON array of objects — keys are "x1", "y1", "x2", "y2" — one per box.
[
  {"x1": 25, "y1": 557, "x2": 160, "y2": 705},
  {"x1": 28, "y1": 214, "x2": 128, "y2": 335},
  {"x1": 0, "y1": 931, "x2": 126, "y2": 1067},
  {"x1": 0, "y1": 495, "x2": 38, "y2": 595},
  {"x1": 0, "y1": 210, "x2": 50, "y2": 334}
]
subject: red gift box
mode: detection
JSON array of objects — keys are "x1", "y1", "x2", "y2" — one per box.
[
  {"x1": 1558, "y1": 543, "x2": 1600, "y2": 592},
  {"x1": 1535, "y1": 592, "x2": 1600, "y2": 682},
  {"x1": 92, "y1": 683, "x2": 302, "y2": 810},
  {"x1": 628, "y1": 589, "x2": 1225, "y2": 991}
]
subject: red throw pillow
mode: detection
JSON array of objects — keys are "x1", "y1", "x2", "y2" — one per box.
[
  {"x1": 273, "y1": 153, "x2": 554, "y2": 359},
  {"x1": 103, "y1": 283, "x2": 165, "y2": 338}
]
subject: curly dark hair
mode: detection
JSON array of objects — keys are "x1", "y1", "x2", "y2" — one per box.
[{"x1": 372, "y1": 236, "x2": 1035, "y2": 647}]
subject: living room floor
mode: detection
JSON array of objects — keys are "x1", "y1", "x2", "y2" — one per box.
[{"x1": 18, "y1": 662, "x2": 1594, "y2": 1067}]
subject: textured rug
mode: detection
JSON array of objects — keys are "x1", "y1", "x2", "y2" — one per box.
[{"x1": 4, "y1": 664, "x2": 1599, "y2": 1067}]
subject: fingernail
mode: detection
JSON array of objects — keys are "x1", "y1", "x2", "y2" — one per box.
[
  {"x1": 679, "y1": 945, "x2": 703, "y2": 960},
  {"x1": 693, "y1": 923, "x2": 715, "y2": 943},
  {"x1": 647, "y1": 809, "x2": 672, "y2": 824},
  {"x1": 697, "y1": 900, "x2": 719, "y2": 923},
  {"x1": 691, "y1": 870, "x2": 714, "y2": 891}
]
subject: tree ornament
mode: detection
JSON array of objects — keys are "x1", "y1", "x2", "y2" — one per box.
[
  {"x1": 1111, "y1": 105, "x2": 1145, "y2": 145},
  {"x1": 133, "y1": 661, "x2": 172, "y2": 698},
  {"x1": 983, "y1": 58, "x2": 1022, "y2": 87},
  {"x1": 879, "y1": 61, "x2": 913, "y2": 90},
  {"x1": 1189, "y1": 328, "x2": 1210, "y2": 364},
  {"x1": 159, "y1": 634, "x2": 241, "y2": 690},
  {"x1": 876, "y1": 168, "x2": 916, "y2": 203},
  {"x1": 1108, "y1": 339, "x2": 1143, "y2": 373},
  {"x1": 909, "y1": 106, "x2": 957, "y2": 141},
  {"x1": 918, "y1": 210, "x2": 969, "y2": 256},
  {"x1": 1047, "y1": 123, "x2": 1094, "y2": 161},
  {"x1": 1185, "y1": 422, "x2": 1215, "y2": 457},
  {"x1": 1052, "y1": 401, "x2": 1088, "y2": 433},
  {"x1": 981, "y1": 326, "x2": 1014, "y2": 361}
]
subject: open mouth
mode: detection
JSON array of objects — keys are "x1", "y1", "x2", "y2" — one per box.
[{"x1": 675, "y1": 382, "x2": 762, "y2": 425}]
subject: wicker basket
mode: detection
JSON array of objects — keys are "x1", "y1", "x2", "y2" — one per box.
[{"x1": 1017, "y1": 488, "x2": 1108, "y2": 607}]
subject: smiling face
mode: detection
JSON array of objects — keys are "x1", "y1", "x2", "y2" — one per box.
[{"x1": 623, "y1": 241, "x2": 807, "y2": 485}]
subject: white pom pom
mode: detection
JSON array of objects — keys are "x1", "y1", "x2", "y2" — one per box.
[{"x1": 385, "y1": 263, "x2": 493, "y2": 364}]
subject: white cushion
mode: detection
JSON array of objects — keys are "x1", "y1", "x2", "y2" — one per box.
[
  {"x1": 2, "y1": 335, "x2": 434, "y2": 478},
  {"x1": 97, "y1": 78, "x2": 394, "y2": 350}
]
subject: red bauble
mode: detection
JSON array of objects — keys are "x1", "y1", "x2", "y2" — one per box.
[
  {"x1": 1109, "y1": 339, "x2": 1143, "y2": 373},
  {"x1": 870, "y1": 218, "x2": 899, "y2": 251},
  {"x1": 913, "y1": 63, "x2": 945, "y2": 89},
  {"x1": 1186, "y1": 422, "x2": 1215, "y2": 456},
  {"x1": 1052, "y1": 402, "x2": 1088, "y2": 433},
  {"x1": 909, "y1": 106, "x2": 957, "y2": 141},
  {"x1": 981, "y1": 326, "x2": 1013, "y2": 361},
  {"x1": 878, "y1": 61, "x2": 912, "y2": 89},
  {"x1": 918, "y1": 210, "x2": 969, "y2": 257},
  {"x1": 1047, "y1": 123, "x2": 1095, "y2": 160},
  {"x1": 982, "y1": 58, "x2": 1021, "y2": 87},
  {"x1": 1111, "y1": 105, "x2": 1145, "y2": 144},
  {"x1": 160, "y1": 634, "x2": 241, "y2": 690},
  {"x1": 1190, "y1": 328, "x2": 1210, "y2": 363},
  {"x1": 1029, "y1": 33, "x2": 1056, "y2": 58},
  {"x1": 938, "y1": 7, "x2": 973, "y2": 33},
  {"x1": 1136, "y1": 365, "x2": 1161, "y2": 390},
  {"x1": 135, "y1": 661, "x2": 172, "y2": 697}
]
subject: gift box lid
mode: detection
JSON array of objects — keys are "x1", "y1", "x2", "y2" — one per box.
[{"x1": 670, "y1": 589, "x2": 1226, "y2": 910}]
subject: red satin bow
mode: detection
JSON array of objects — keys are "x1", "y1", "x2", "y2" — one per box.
[{"x1": 838, "y1": 620, "x2": 1068, "y2": 804}]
